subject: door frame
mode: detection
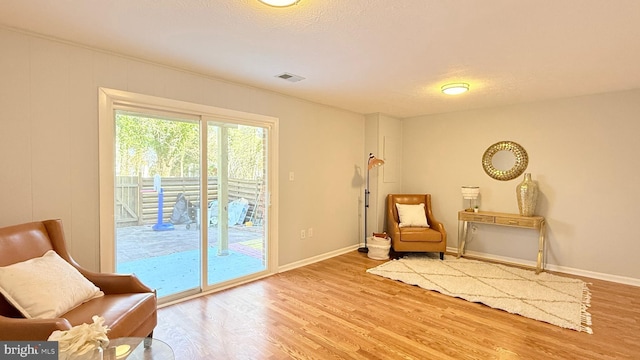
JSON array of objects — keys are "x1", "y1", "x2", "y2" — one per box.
[{"x1": 98, "y1": 87, "x2": 279, "y2": 295}]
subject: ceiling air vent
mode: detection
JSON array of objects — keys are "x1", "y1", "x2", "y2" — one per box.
[{"x1": 275, "y1": 72, "x2": 305, "y2": 82}]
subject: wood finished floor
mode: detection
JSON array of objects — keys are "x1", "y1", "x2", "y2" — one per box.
[{"x1": 153, "y1": 251, "x2": 640, "y2": 359}]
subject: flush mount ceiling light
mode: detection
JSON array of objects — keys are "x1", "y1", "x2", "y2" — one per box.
[
  {"x1": 441, "y1": 83, "x2": 470, "y2": 95},
  {"x1": 258, "y1": 0, "x2": 300, "y2": 7}
]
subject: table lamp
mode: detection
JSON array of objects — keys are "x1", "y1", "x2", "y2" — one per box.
[{"x1": 461, "y1": 186, "x2": 480, "y2": 212}]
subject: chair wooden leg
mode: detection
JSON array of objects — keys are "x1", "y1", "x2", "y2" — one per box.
[{"x1": 440, "y1": 252, "x2": 444, "y2": 260}]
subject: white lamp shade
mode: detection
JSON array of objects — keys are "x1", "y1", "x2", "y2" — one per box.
[{"x1": 461, "y1": 186, "x2": 480, "y2": 199}]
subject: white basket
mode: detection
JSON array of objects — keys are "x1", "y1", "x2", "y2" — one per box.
[{"x1": 367, "y1": 236, "x2": 391, "y2": 260}]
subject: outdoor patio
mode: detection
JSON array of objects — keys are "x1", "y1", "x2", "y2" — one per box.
[{"x1": 116, "y1": 223, "x2": 265, "y2": 298}]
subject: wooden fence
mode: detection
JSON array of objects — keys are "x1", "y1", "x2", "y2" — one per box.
[{"x1": 115, "y1": 176, "x2": 264, "y2": 227}]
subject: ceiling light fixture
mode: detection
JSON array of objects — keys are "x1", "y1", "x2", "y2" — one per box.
[
  {"x1": 441, "y1": 83, "x2": 470, "y2": 95},
  {"x1": 258, "y1": 0, "x2": 300, "y2": 7}
]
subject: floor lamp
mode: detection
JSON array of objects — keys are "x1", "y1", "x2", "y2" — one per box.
[{"x1": 358, "y1": 153, "x2": 385, "y2": 253}]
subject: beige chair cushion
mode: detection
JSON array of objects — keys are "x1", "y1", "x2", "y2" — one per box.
[{"x1": 399, "y1": 227, "x2": 443, "y2": 242}]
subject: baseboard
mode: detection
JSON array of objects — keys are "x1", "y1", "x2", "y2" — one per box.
[
  {"x1": 446, "y1": 246, "x2": 640, "y2": 287},
  {"x1": 278, "y1": 244, "x2": 360, "y2": 273}
]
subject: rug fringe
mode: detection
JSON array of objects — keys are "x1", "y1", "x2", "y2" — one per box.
[{"x1": 581, "y1": 283, "x2": 593, "y2": 334}]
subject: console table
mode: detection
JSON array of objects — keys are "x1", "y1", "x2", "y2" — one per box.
[{"x1": 457, "y1": 210, "x2": 546, "y2": 274}]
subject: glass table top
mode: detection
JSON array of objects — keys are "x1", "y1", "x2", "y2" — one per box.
[{"x1": 104, "y1": 337, "x2": 174, "y2": 360}]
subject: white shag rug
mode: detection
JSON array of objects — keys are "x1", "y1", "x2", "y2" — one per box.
[{"x1": 367, "y1": 254, "x2": 592, "y2": 334}]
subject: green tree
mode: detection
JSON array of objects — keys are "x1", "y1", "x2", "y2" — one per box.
[
  {"x1": 116, "y1": 113, "x2": 199, "y2": 177},
  {"x1": 229, "y1": 126, "x2": 264, "y2": 179},
  {"x1": 116, "y1": 113, "x2": 264, "y2": 180}
]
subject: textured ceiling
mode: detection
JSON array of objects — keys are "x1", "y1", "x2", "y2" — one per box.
[{"x1": 1, "y1": 0, "x2": 639, "y2": 118}]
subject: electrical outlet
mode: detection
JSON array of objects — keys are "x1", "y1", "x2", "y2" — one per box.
[
  {"x1": 308, "y1": 228, "x2": 313, "y2": 237},
  {"x1": 300, "y1": 229, "x2": 306, "y2": 239},
  {"x1": 289, "y1": 171, "x2": 295, "y2": 181}
]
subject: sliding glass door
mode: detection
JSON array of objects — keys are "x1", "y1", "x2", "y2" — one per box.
[
  {"x1": 101, "y1": 88, "x2": 275, "y2": 303},
  {"x1": 204, "y1": 122, "x2": 267, "y2": 287},
  {"x1": 114, "y1": 110, "x2": 203, "y2": 299}
]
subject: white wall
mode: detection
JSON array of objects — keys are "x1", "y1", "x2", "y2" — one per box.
[
  {"x1": 4, "y1": 26, "x2": 637, "y2": 284},
  {"x1": 0, "y1": 28, "x2": 364, "y2": 270},
  {"x1": 376, "y1": 114, "x2": 403, "y2": 233},
  {"x1": 364, "y1": 114, "x2": 380, "y2": 240},
  {"x1": 364, "y1": 113, "x2": 402, "y2": 240},
  {"x1": 402, "y1": 89, "x2": 640, "y2": 282}
]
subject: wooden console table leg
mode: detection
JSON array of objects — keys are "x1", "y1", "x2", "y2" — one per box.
[
  {"x1": 457, "y1": 220, "x2": 468, "y2": 258},
  {"x1": 536, "y1": 219, "x2": 546, "y2": 274}
]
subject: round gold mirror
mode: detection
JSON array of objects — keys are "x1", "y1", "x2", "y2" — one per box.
[{"x1": 482, "y1": 141, "x2": 528, "y2": 181}]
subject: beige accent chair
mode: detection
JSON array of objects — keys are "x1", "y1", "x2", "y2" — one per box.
[
  {"x1": 386, "y1": 194, "x2": 447, "y2": 259},
  {"x1": 0, "y1": 219, "x2": 157, "y2": 340}
]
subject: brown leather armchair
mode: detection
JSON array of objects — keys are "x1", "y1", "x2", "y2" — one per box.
[
  {"x1": 0, "y1": 219, "x2": 157, "y2": 341},
  {"x1": 387, "y1": 194, "x2": 447, "y2": 259}
]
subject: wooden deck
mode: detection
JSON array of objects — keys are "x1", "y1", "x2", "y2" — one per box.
[
  {"x1": 116, "y1": 223, "x2": 263, "y2": 262},
  {"x1": 116, "y1": 224, "x2": 265, "y2": 297}
]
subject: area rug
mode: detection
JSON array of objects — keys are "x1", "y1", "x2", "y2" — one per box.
[{"x1": 367, "y1": 254, "x2": 593, "y2": 333}]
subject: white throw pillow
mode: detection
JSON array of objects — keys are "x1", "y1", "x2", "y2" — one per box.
[
  {"x1": 0, "y1": 250, "x2": 104, "y2": 319},
  {"x1": 396, "y1": 203, "x2": 430, "y2": 228}
]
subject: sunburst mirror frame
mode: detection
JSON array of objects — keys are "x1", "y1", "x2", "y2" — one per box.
[{"x1": 482, "y1": 141, "x2": 529, "y2": 181}]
